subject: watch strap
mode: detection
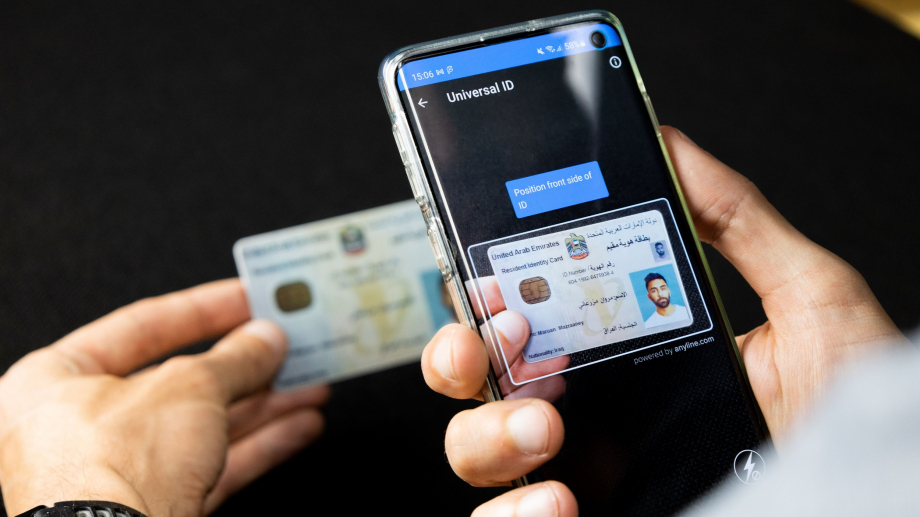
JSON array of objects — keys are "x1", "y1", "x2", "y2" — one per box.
[{"x1": 15, "y1": 501, "x2": 146, "y2": 517}]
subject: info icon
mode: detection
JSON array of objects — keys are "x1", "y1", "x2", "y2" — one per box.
[{"x1": 733, "y1": 449, "x2": 765, "y2": 484}]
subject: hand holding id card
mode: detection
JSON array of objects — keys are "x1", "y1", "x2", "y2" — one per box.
[{"x1": 234, "y1": 200, "x2": 453, "y2": 389}]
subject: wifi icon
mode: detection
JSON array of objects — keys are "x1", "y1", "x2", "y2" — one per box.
[{"x1": 545, "y1": 45, "x2": 555, "y2": 53}]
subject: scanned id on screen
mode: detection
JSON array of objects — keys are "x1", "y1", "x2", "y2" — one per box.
[
  {"x1": 234, "y1": 200, "x2": 454, "y2": 389},
  {"x1": 468, "y1": 199, "x2": 712, "y2": 385}
]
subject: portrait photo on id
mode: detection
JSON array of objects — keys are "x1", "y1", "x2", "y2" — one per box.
[{"x1": 631, "y1": 268, "x2": 691, "y2": 329}]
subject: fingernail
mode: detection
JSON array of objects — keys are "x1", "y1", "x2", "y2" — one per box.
[
  {"x1": 242, "y1": 319, "x2": 287, "y2": 353},
  {"x1": 432, "y1": 327, "x2": 458, "y2": 382},
  {"x1": 507, "y1": 403, "x2": 549, "y2": 455},
  {"x1": 492, "y1": 311, "x2": 528, "y2": 346},
  {"x1": 517, "y1": 487, "x2": 558, "y2": 517},
  {"x1": 677, "y1": 129, "x2": 698, "y2": 146}
]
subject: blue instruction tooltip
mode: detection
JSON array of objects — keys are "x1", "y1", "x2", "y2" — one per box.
[{"x1": 506, "y1": 162, "x2": 609, "y2": 218}]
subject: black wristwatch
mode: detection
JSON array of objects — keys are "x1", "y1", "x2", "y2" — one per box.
[{"x1": 15, "y1": 501, "x2": 147, "y2": 517}]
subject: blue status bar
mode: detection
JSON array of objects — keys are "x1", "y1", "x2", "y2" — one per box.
[{"x1": 398, "y1": 23, "x2": 621, "y2": 91}]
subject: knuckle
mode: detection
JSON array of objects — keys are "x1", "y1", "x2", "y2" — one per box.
[
  {"x1": 158, "y1": 355, "x2": 220, "y2": 395},
  {"x1": 707, "y1": 185, "x2": 750, "y2": 245},
  {"x1": 119, "y1": 295, "x2": 163, "y2": 321},
  {"x1": 230, "y1": 332, "x2": 278, "y2": 370}
]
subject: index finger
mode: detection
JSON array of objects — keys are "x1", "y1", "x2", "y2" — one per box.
[
  {"x1": 467, "y1": 277, "x2": 506, "y2": 319},
  {"x1": 422, "y1": 323, "x2": 492, "y2": 400},
  {"x1": 52, "y1": 279, "x2": 250, "y2": 376}
]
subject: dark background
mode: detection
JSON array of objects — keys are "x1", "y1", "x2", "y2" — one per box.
[{"x1": 1, "y1": 1, "x2": 918, "y2": 515}]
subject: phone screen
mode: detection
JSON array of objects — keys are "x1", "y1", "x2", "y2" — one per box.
[{"x1": 392, "y1": 20, "x2": 768, "y2": 515}]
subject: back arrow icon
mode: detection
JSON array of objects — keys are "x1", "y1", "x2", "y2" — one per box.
[{"x1": 418, "y1": 98, "x2": 428, "y2": 108}]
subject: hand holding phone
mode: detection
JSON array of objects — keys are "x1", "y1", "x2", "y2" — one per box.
[
  {"x1": 382, "y1": 11, "x2": 772, "y2": 513},
  {"x1": 421, "y1": 127, "x2": 905, "y2": 516},
  {"x1": 382, "y1": 10, "x2": 904, "y2": 514}
]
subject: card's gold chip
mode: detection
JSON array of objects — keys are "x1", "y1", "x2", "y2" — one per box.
[
  {"x1": 275, "y1": 281, "x2": 312, "y2": 312},
  {"x1": 519, "y1": 276, "x2": 551, "y2": 304}
]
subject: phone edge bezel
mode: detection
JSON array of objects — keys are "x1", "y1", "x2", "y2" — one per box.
[{"x1": 376, "y1": 9, "x2": 771, "y2": 487}]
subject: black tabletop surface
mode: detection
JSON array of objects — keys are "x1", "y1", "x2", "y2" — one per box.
[{"x1": 2, "y1": 0, "x2": 919, "y2": 515}]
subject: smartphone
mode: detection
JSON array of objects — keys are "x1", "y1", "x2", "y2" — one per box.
[{"x1": 379, "y1": 10, "x2": 769, "y2": 515}]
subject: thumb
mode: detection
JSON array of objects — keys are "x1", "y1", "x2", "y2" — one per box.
[
  {"x1": 197, "y1": 319, "x2": 288, "y2": 404},
  {"x1": 662, "y1": 125, "x2": 839, "y2": 299}
]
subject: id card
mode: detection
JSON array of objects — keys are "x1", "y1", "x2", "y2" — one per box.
[
  {"x1": 468, "y1": 199, "x2": 712, "y2": 385},
  {"x1": 233, "y1": 200, "x2": 453, "y2": 389}
]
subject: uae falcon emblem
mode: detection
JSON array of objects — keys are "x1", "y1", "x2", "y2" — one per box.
[
  {"x1": 565, "y1": 233, "x2": 589, "y2": 260},
  {"x1": 340, "y1": 225, "x2": 366, "y2": 255}
]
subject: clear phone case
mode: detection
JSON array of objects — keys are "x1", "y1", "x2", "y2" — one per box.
[
  {"x1": 377, "y1": 7, "x2": 745, "y2": 427},
  {"x1": 378, "y1": 9, "x2": 765, "y2": 495}
]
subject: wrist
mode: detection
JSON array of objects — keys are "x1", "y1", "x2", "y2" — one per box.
[
  {"x1": 0, "y1": 464, "x2": 151, "y2": 517},
  {"x1": 0, "y1": 425, "x2": 152, "y2": 516}
]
